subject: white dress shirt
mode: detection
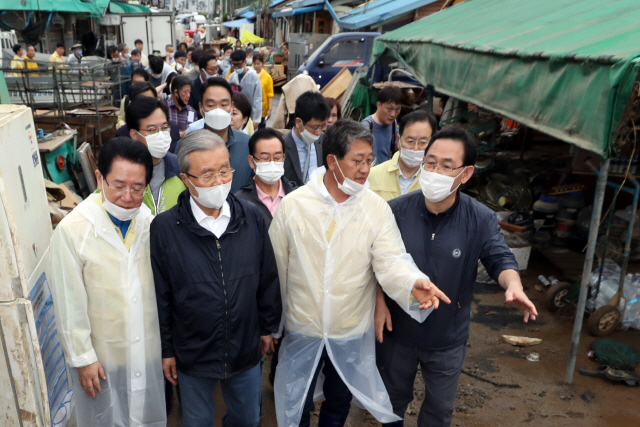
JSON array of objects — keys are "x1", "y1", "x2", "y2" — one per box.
[{"x1": 190, "y1": 197, "x2": 231, "y2": 238}]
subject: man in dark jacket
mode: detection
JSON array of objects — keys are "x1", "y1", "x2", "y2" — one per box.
[
  {"x1": 151, "y1": 129, "x2": 281, "y2": 427},
  {"x1": 282, "y1": 91, "x2": 329, "y2": 186},
  {"x1": 375, "y1": 127, "x2": 538, "y2": 427},
  {"x1": 235, "y1": 128, "x2": 296, "y2": 227}
]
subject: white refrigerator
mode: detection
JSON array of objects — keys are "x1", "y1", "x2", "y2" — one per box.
[{"x1": 0, "y1": 105, "x2": 74, "y2": 427}]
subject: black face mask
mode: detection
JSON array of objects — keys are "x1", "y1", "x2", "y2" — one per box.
[{"x1": 174, "y1": 92, "x2": 185, "y2": 108}]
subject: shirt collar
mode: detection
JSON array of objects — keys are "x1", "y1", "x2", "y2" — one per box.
[
  {"x1": 291, "y1": 129, "x2": 307, "y2": 150},
  {"x1": 255, "y1": 178, "x2": 285, "y2": 201},
  {"x1": 424, "y1": 192, "x2": 460, "y2": 217},
  {"x1": 189, "y1": 196, "x2": 231, "y2": 223}
]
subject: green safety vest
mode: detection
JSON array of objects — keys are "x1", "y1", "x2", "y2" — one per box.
[{"x1": 143, "y1": 175, "x2": 186, "y2": 216}]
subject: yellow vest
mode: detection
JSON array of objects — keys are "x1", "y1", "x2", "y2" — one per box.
[{"x1": 368, "y1": 151, "x2": 421, "y2": 201}]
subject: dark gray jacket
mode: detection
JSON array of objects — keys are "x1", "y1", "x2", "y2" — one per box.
[
  {"x1": 282, "y1": 131, "x2": 323, "y2": 187},
  {"x1": 385, "y1": 191, "x2": 519, "y2": 351}
]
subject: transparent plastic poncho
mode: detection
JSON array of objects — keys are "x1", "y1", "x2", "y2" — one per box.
[
  {"x1": 49, "y1": 193, "x2": 166, "y2": 427},
  {"x1": 269, "y1": 167, "x2": 431, "y2": 426}
]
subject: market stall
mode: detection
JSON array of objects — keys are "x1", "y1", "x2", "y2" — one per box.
[{"x1": 370, "y1": 0, "x2": 640, "y2": 384}]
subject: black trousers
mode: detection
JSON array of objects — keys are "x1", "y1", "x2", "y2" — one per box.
[
  {"x1": 377, "y1": 334, "x2": 467, "y2": 427},
  {"x1": 299, "y1": 348, "x2": 353, "y2": 427}
]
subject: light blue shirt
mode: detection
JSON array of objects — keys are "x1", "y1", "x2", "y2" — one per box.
[
  {"x1": 292, "y1": 130, "x2": 318, "y2": 183},
  {"x1": 398, "y1": 168, "x2": 420, "y2": 195}
]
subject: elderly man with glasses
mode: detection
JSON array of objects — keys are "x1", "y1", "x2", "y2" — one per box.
[{"x1": 151, "y1": 129, "x2": 281, "y2": 427}]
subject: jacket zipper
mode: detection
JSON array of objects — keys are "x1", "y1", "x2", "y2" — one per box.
[
  {"x1": 154, "y1": 185, "x2": 164, "y2": 215},
  {"x1": 216, "y1": 238, "x2": 229, "y2": 379}
]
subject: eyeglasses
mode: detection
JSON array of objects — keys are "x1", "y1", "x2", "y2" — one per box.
[
  {"x1": 351, "y1": 157, "x2": 376, "y2": 170},
  {"x1": 104, "y1": 178, "x2": 145, "y2": 199},
  {"x1": 422, "y1": 161, "x2": 465, "y2": 175},
  {"x1": 139, "y1": 126, "x2": 171, "y2": 136},
  {"x1": 305, "y1": 122, "x2": 327, "y2": 133},
  {"x1": 401, "y1": 139, "x2": 429, "y2": 150},
  {"x1": 253, "y1": 154, "x2": 285, "y2": 163},
  {"x1": 186, "y1": 168, "x2": 235, "y2": 185}
]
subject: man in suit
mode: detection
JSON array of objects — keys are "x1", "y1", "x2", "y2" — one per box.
[
  {"x1": 282, "y1": 91, "x2": 330, "y2": 186},
  {"x1": 189, "y1": 53, "x2": 219, "y2": 119}
]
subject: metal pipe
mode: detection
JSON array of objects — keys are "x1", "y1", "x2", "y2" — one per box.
[{"x1": 565, "y1": 158, "x2": 610, "y2": 384}]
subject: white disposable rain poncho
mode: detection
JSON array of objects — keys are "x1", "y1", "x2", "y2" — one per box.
[
  {"x1": 49, "y1": 193, "x2": 166, "y2": 427},
  {"x1": 268, "y1": 167, "x2": 432, "y2": 426}
]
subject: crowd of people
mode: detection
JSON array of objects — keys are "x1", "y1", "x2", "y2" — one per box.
[{"x1": 44, "y1": 36, "x2": 538, "y2": 427}]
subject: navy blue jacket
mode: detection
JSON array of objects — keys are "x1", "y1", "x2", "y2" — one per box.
[
  {"x1": 385, "y1": 191, "x2": 518, "y2": 351},
  {"x1": 151, "y1": 191, "x2": 281, "y2": 379}
]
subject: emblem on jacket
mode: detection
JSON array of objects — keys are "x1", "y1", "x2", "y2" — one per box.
[{"x1": 452, "y1": 249, "x2": 461, "y2": 258}]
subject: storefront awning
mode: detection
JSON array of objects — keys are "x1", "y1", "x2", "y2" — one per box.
[
  {"x1": 223, "y1": 18, "x2": 254, "y2": 28},
  {"x1": 373, "y1": 0, "x2": 640, "y2": 158},
  {"x1": 236, "y1": 6, "x2": 256, "y2": 19},
  {"x1": 1, "y1": 0, "x2": 110, "y2": 13},
  {"x1": 335, "y1": 0, "x2": 438, "y2": 30},
  {"x1": 272, "y1": 4, "x2": 323, "y2": 18},
  {"x1": 108, "y1": 2, "x2": 152, "y2": 13}
]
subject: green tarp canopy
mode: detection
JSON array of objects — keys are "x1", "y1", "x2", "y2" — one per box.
[
  {"x1": 108, "y1": 2, "x2": 152, "y2": 13},
  {"x1": 0, "y1": 0, "x2": 110, "y2": 13},
  {"x1": 372, "y1": 0, "x2": 640, "y2": 158}
]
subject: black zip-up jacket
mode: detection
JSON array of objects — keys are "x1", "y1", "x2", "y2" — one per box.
[
  {"x1": 385, "y1": 191, "x2": 519, "y2": 351},
  {"x1": 151, "y1": 190, "x2": 281, "y2": 379}
]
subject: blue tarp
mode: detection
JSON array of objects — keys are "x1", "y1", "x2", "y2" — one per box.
[
  {"x1": 332, "y1": 0, "x2": 438, "y2": 30},
  {"x1": 272, "y1": 4, "x2": 323, "y2": 17},
  {"x1": 223, "y1": 18, "x2": 254, "y2": 28},
  {"x1": 237, "y1": 6, "x2": 256, "y2": 19}
]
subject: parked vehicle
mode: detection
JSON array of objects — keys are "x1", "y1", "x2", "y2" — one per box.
[{"x1": 297, "y1": 32, "x2": 380, "y2": 89}]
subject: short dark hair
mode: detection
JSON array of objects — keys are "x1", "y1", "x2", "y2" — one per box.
[
  {"x1": 248, "y1": 128, "x2": 285, "y2": 156},
  {"x1": 322, "y1": 119, "x2": 373, "y2": 168},
  {"x1": 178, "y1": 42, "x2": 188, "y2": 50},
  {"x1": 230, "y1": 49, "x2": 246, "y2": 62},
  {"x1": 377, "y1": 86, "x2": 402, "y2": 106},
  {"x1": 174, "y1": 50, "x2": 187, "y2": 60},
  {"x1": 200, "y1": 77, "x2": 233, "y2": 99},
  {"x1": 125, "y1": 96, "x2": 169, "y2": 132},
  {"x1": 187, "y1": 46, "x2": 195, "y2": 53},
  {"x1": 245, "y1": 48, "x2": 254, "y2": 55},
  {"x1": 56, "y1": 42, "x2": 65, "y2": 49},
  {"x1": 131, "y1": 48, "x2": 141, "y2": 56},
  {"x1": 171, "y1": 75, "x2": 192, "y2": 94},
  {"x1": 324, "y1": 97, "x2": 342, "y2": 120},
  {"x1": 107, "y1": 45, "x2": 119, "y2": 57},
  {"x1": 12, "y1": 44, "x2": 21, "y2": 54},
  {"x1": 232, "y1": 92, "x2": 252, "y2": 121},
  {"x1": 128, "y1": 81, "x2": 157, "y2": 100},
  {"x1": 198, "y1": 53, "x2": 217, "y2": 71},
  {"x1": 148, "y1": 55, "x2": 164, "y2": 74},
  {"x1": 204, "y1": 48, "x2": 217, "y2": 57},
  {"x1": 295, "y1": 91, "x2": 331, "y2": 123},
  {"x1": 399, "y1": 110, "x2": 437, "y2": 136},
  {"x1": 98, "y1": 137, "x2": 153, "y2": 185},
  {"x1": 223, "y1": 45, "x2": 233, "y2": 54},
  {"x1": 425, "y1": 127, "x2": 478, "y2": 167},
  {"x1": 131, "y1": 67, "x2": 150, "y2": 82},
  {"x1": 191, "y1": 49, "x2": 204, "y2": 66},
  {"x1": 134, "y1": 39, "x2": 143, "y2": 45},
  {"x1": 253, "y1": 52, "x2": 265, "y2": 64}
]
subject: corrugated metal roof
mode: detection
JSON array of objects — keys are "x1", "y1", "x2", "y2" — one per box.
[{"x1": 336, "y1": 0, "x2": 439, "y2": 30}]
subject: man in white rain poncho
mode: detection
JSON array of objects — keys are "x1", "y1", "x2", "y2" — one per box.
[
  {"x1": 269, "y1": 119, "x2": 451, "y2": 427},
  {"x1": 50, "y1": 138, "x2": 166, "y2": 427}
]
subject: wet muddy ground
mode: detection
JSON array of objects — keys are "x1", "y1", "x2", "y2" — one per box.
[{"x1": 167, "y1": 252, "x2": 640, "y2": 426}]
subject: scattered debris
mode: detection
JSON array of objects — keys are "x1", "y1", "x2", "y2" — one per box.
[
  {"x1": 580, "y1": 390, "x2": 596, "y2": 403},
  {"x1": 501, "y1": 335, "x2": 543, "y2": 346},
  {"x1": 461, "y1": 369, "x2": 521, "y2": 388},
  {"x1": 526, "y1": 352, "x2": 541, "y2": 362}
]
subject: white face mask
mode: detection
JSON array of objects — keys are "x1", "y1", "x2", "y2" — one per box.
[
  {"x1": 101, "y1": 178, "x2": 141, "y2": 221},
  {"x1": 194, "y1": 65, "x2": 200, "y2": 73},
  {"x1": 204, "y1": 108, "x2": 231, "y2": 130},
  {"x1": 188, "y1": 178, "x2": 232, "y2": 209},
  {"x1": 332, "y1": 155, "x2": 369, "y2": 196},
  {"x1": 254, "y1": 161, "x2": 284, "y2": 185},
  {"x1": 300, "y1": 127, "x2": 320, "y2": 146},
  {"x1": 419, "y1": 167, "x2": 467, "y2": 203},
  {"x1": 246, "y1": 58, "x2": 253, "y2": 65},
  {"x1": 140, "y1": 130, "x2": 171, "y2": 159},
  {"x1": 151, "y1": 72, "x2": 162, "y2": 79},
  {"x1": 400, "y1": 146, "x2": 424, "y2": 168},
  {"x1": 202, "y1": 70, "x2": 217, "y2": 80}
]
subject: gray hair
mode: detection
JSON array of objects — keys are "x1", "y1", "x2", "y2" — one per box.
[
  {"x1": 322, "y1": 119, "x2": 374, "y2": 168},
  {"x1": 177, "y1": 130, "x2": 227, "y2": 173}
]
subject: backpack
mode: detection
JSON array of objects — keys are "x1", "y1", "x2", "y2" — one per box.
[{"x1": 363, "y1": 118, "x2": 398, "y2": 158}]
